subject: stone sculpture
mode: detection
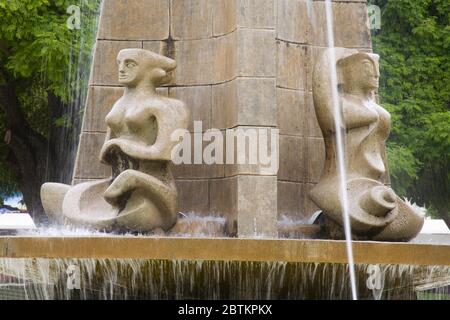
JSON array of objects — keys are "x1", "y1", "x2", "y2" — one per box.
[
  {"x1": 310, "y1": 48, "x2": 424, "y2": 241},
  {"x1": 41, "y1": 49, "x2": 189, "y2": 232}
]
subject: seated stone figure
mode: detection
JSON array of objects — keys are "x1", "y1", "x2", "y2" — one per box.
[
  {"x1": 41, "y1": 49, "x2": 189, "y2": 232},
  {"x1": 309, "y1": 48, "x2": 424, "y2": 241}
]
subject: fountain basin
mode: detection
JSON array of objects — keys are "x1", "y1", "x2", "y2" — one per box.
[
  {"x1": 0, "y1": 237, "x2": 449, "y2": 266},
  {"x1": 0, "y1": 237, "x2": 449, "y2": 300}
]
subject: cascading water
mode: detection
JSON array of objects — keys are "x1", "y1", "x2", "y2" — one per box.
[
  {"x1": 45, "y1": 0, "x2": 102, "y2": 185},
  {"x1": 323, "y1": 0, "x2": 358, "y2": 300},
  {"x1": 0, "y1": 258, "x2": 448, "y2": 300}
]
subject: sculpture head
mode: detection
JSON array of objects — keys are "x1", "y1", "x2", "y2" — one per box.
[
  {"x1": 117, "y1": 49, "x2": 176, "y2": 88},
  {"x1": 338, "y1": 52, "x2": 380, "y2": 95}
]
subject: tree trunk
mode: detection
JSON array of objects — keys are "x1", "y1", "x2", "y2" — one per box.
[
  {"x1": 0, "y1": 80, "x2": 50, "y2": 223},
  {"x1": 7, "y1": 144, "x2": 47, "y2": 222}
]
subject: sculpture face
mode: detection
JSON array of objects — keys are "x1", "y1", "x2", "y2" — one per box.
[
  {"x1": 117, "y1": 52, "x2": 144, "y2": 87},
  {"x1": 117, "y1": 49, "x2": 176, "y2": 87},
  {"x1": 339, "y1": 54, "x2": 380, "y2": 95},
  {"x1": 360, "y1": 59, "x2": 379, "y2": 91}
]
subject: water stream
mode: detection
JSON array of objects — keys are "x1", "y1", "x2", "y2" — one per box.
[
  {"x1": 45, "y1": 0, "x2": 102, "y2": 184},
  {"x1": 324, "y1": 0, "x2": 358, "y2": 300}
]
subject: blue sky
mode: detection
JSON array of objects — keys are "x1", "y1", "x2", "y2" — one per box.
[{"x1": 4, "y1": 194, "x2": 24, "y2": 209}]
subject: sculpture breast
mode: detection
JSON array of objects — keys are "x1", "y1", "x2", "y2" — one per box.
[
  {"x1": 309, "y1": 48, "x2": 424, "y2": 241},
  {"x1": 41, "y1": 49, "x2": 189, "y2": 233}
]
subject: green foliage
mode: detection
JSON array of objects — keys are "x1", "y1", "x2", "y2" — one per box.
[
  {"x1": 0, "y1": 0, "x2": 100, "y2": 100},
  {"x1": 386, "y1": 143, "x2": 421, "y2": 196},
  {"x1": 0, "y1": 0, "x2": 100, "y2": 199},
  {"x1": 370, "y1": 0, "x2": 450, "y2": 218}
]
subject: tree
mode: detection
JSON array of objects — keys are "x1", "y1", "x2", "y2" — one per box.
[
  {"x1": 0, "y1": 0, "x2": 100, "y2": 222},
  {"x1": 369, "y1": 0, "x2": 450, "y2": 222}
]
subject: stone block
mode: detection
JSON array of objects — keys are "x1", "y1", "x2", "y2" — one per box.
[
  {"x1": 73, "y1": 133, "x2": 111, "y2": 179},
  {"x1": 171, "y1": 0, "x2": 213, "y2": 40},
  {"x1": 333, "y1": 2, "x2": 371, "y2": 48},
  {"x1": 212, "y1": 78, "x2": 276, "y2": 129},
  {"x1": 214, "y1": 32, "x2": 238, "y2": 83},
  {"x1": 82, "y1": 86, "x2": 123, "y2": 132},
  {"x1": 176, "y1": 179, "x2": 210, "y2": 215},
  {"x1": 277, "y1": 41, "x2": 307, "y2": 90},
  {"x1": 305, "y1": 45, "x2": 326, "y2": 92},
  {"x1": 212, "y1": 80, "x2": 238, "y2": 129},
  {"x1": 237, "y1": 0, "x2": 275, "y2": 29},
  {"x1": 212, "y1": 0, "x2": 237, "y2": 36},
  {"x1": 306, "y1": 137, "x2": 325, "y2": 183},
  {"x1": 172, "y1": 163, "x2": 225, "y2": 180},
  {"x1": 305, "y1": 183, "x2": 321, "y2": 220},
  {"x1": 277, "y1": 181, "x2": 304, "y2": 220},
  {"x1": 237, "y1": 29, "x2": 276, "y2": 77},
  {"x1": 277, "y1": 88, "x2": 305, "y2": 136},
  {"x1": 277, "y1": 0, "x2": 309, "y2": 44},
  {"x1": 98, "y1": 0, "x2": 169, "y2": 40},
  {"x1": 278, "y1": 135, "x2": 304, "y2": 182},
  {"x1": 237, "y1": 175, "x2": 278, "y2": 237},
  {"x1": 236, "y1": 78, "x2": 276, "y2": 126},
  {"x1": 142, "y1": 41, "x2": 165, "y2": 54},
  {"x1": 169, "y1": 86, "x2": 212, "y2": 132},
  {"x1": 172, "y1": 33, "x2": 236, "y2": 85},
  {"x1": 210, "y1": 177, "x2": 238, "y2": 234},
  {"x1": 305, "y1": 91, "x2": 323, "y2": 138},
  {"x1": 310, "y1": 1, "x2": 371, "y2": 48}
]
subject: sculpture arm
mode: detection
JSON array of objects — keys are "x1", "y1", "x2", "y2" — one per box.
[
  {"x1": 147, "y1": 100, "x2": 189, "y2": 161},
  {"x1": 341, "y1": 100, "x2": 378, "y2": 130},
  {"x1": 313, "y1": 48, "x2": 359, "y2": 134},
  {"x1": 99, "y1": 128, "x2": 114, "y2": 164},
  {"x1": 312, "y1": 57, "x2": 338, "y2": 134}
]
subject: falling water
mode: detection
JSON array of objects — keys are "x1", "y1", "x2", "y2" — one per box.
[
  {"x1": 45, "y1": 0, "x2": 102, "y2": 184},
  {"x1": 324, "y1": 0, "x2": 358, "y2": 300},
  {"x1": 0, "y1": 258, "x2": 448, "y2": 300}
]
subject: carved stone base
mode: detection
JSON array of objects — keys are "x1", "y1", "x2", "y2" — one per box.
[
  {"x1": 315, "y1": 213, "x2": 374, "y2": 241},
  {"x1": 315, "y1": 208, "x2": 424, "y2": 242}
]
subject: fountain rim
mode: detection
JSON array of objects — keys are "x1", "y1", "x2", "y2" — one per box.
[{"x1": 0, "y1": 237, "x2": 449, "y2": 267}]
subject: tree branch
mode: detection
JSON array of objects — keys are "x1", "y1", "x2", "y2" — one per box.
[{"x1": 0, "y1": 70, "x2": 48, "y2": 150}]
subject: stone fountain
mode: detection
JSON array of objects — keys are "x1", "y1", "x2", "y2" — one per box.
[{"x1": 0, "y1": 0, "x2": 448, "y2": 300}]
